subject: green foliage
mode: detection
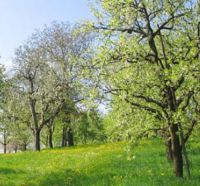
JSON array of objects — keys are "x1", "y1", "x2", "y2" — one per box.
[
  {"x1": 73, "y1": 110, "x2": 106, "y2": 144},
  {"x1": 88, "y1": 0, "x2": 200, "y2": 177},
  {"x1": 2, "y1": 22, "x2": 97, "y2": 150},
  {"x1": 51, "y1": 109, "x2": 106, "y2": 146},
  {"x1": 90, "y1": 0, "x2": 200, "y2": 145}
]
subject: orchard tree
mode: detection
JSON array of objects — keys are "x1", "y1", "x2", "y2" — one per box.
[
  {"x1": 0, "y1": 65, "x2": 9, "y2": 153},
  {"x1": 13, "y1": 22, "x2": 94, "y2": 151},
  {"x1": 3, "y1": 83, "x2": 32, "y2": 152},
  {"x1": 14, "y1": 44, "x2": 67, "y2": 151},
  {"x1": 35, "y1": 22, "x2": 96, "y2": 147},
  {"x1": 91, "y1": 0, "x2": 200, "y2": 177}
]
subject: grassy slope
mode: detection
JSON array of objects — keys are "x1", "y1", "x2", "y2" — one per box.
[{"x1": 0, "y1": 139, "x2": 200, "y2": 186}]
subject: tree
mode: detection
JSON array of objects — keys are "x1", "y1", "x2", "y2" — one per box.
[
  {"x1": 14, "y1": 44, "x2": 66, "y2": 151},
  {"x1": 2, "y1": 78, "x2": 32, "y2": 152},
  {"x1": 0, "y1": 65, "x2": 9, "y2": 153},
  {"x1": 13, "y1": 22, "x2": 94, "y2": 151},
  {"x1": 90, "y1": 0, "x2": 200, "y2": 177},
  {"x1": 73, "y1": 109, "x2": 106, "y2": 144},
  {"x1": 46, "y1": 118, "x2": 55, "y2": 148},
  {"x1": 35, "y1": 22, "x2": 96, "y2": 147}
]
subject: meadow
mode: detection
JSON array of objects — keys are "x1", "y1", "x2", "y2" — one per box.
[{"x1": 0, "y1": 139, "x2": 200, "y2": 186}]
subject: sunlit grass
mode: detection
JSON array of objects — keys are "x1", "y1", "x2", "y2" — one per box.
[{"x1": 0, "y1": 139, "x2": 199, "y2": 186}]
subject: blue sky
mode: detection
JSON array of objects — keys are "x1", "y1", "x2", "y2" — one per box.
[{"x1": 0, "y1": 0, "x2": 93, "y2": 67}]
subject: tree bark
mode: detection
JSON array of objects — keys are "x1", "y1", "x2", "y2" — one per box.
[
  {"x1": 3, "y1": 129, "x2": 7, "y2": 154},
  {"x1": 166, "y1": 137, "x2": 173, "y2": 162},
  {"x1": 180, "y1": 127, "x2": 191, "y2": 178},
  {"x1": 170, "y1": 124, "x2": 183, "y2": 177},
  {"x1": 34, "y1": 129, "x2": 41, "y2": 151},
  {"x1": 3, "y1": 144, "x2": 6, "y2": 154},
  {"x1": 67, "y1": 127, "x2": 74, "y2": 146},
  {"x1": 48, "y1": 128, "x2": 53, "y2": 148},
  {"x1": 22, "y1": 143, "x2": 27, "y2": 151},
  {"x1": 61, "y1": 125, "x2": 67, "y2": 147}
]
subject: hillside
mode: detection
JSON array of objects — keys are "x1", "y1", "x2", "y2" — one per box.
[{"x1": 0, "y1": 140, "x2": 199, "y2": 186}]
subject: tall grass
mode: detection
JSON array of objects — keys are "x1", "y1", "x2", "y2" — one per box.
[{"x1": 0, "y1": 139, "x2": 199, "y2": 186}]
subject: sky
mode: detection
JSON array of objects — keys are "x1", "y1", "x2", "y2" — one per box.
[{"x1": 0, "y1": 0, "x2": 93, "y2": 68}]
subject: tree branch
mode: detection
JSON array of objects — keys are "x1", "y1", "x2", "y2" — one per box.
[
  {"x1": 125, "y1": 98, "x2": 163, "y2": 119},
  {"x1": 184, "y1": 120, "x2": 197, "y2": 144},
  {"x1": 93, "y1": 24, "x2": 146, "y2": 36},
  {"x1": 154, "y1": 13, "x2": 187, "y2": 37},
  {"x1": 181, "y1": 91, "x2": 194, "y2": 111},
  {"x1": 132, "y1": 94, "x2": 166, "y2": 109}
]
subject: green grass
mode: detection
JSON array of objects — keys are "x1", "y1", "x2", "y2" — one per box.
[{"x1": 0, "y1": 139, "x2": 200, "y2": 186}]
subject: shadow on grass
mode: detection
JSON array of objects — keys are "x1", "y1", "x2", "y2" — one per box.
[
  {"x1": 0, "y1": 167, "x2": 25, "y2": 175},
  {"x1": 39, "y1": 168, "x2": 116, "y2": 186}
]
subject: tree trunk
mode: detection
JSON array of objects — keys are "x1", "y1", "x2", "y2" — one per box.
[
  {"x1": 3, "y1": 144, "x2": 6, "y2": 154},
  {"x1": 181, "y1": 140, "x2": 190, "y2": 178},
  {"x1": 22, "y1": 143, "x2": 27, "y2": 151},
  {"x1": 166, "y1": 137, "x2": 173, "y2": 162},
  {"x1": 180, "y1": 127, "x2": 191, "y2": 178},
  {"x1": 34, "y1": 129, "x2": 41, "y2": 151},
  {"x1": 170, "y1": 124, "x2": 183, "y2": 177},
  {"x1": 3, "y1": 129, "x2": 7, "y2": 154},
  {"x1": 48, "y1": 128, "x2": 53, "y2": 148},
  {"x1": 67, "y1": 127, "x2": 74, "y2": 147},
  {"x1": 61, "y1": 125, "x2": 67, "y2": 147},
  {"x1": 14, "y1": 145, "x2": 18, "y2": 153}
]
